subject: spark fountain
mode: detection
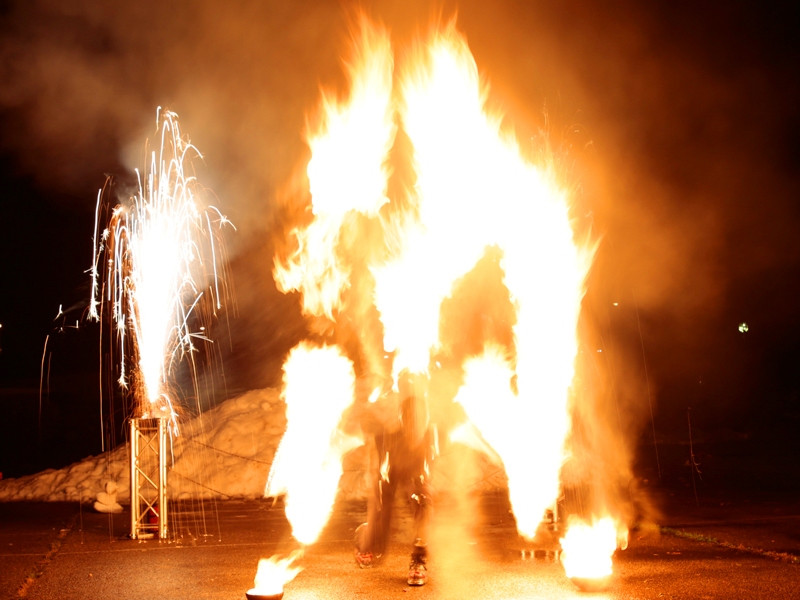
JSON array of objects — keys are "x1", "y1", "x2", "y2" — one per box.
[
  {"x1": 260, "y1": 15, "x2": 627, "y2": 593},
  {"x1": 90, "y1": 108, "x2": 232, "y2": 539}
]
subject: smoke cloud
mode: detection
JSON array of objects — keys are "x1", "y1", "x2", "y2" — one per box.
[{"x1": 1, "y1": 0, "x2": 797, "y2": 472}]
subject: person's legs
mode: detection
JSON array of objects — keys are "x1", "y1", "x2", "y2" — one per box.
[
  {"x1": 355, "y1": 435, "x2": 396, "y2": 567},
  {"x1": 407, "y1": 474, "x2": 432, "y2": 585},
  {"x1": 411, "y1": 474, "x2": 432, "y2": 544}
]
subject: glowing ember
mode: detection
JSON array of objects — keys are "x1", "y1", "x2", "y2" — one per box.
[
  {"x1": 249, "y1": 550, "x2": 303, "y2": 598},
  {"x1": 89, "y1": 108, "x2": 232, "y2": 429},
  {"x1": 560, "y1": 516, "x2": 622, "y2": 586}
]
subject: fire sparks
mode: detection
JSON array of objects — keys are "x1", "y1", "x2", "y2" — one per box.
[{"x1": 90, "y1": 108, "x2": 232, "y2": 428}]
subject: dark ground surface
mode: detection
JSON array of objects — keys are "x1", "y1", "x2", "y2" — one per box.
[{"x1": 1, "y1": 482, "x2": 798, "y2": 600}]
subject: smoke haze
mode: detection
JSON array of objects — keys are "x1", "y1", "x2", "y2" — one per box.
[{"x1": 0, "y1": 0, "x2": 797, "y2": 481}]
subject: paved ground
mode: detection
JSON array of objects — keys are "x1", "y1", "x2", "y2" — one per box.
[{"x1": 1, "y1": 487, "x2": 799, "y2": 600}]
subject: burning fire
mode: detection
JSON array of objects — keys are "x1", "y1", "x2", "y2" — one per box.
[
  {"x1": 90, "y1": 108, "x2": 232, "y2": 429},
  {"x1": 265, "y1": 12, "x2": 622, "y2": 587},
  {"x1": 560, "y1": 516, "x2": 626, "y2": 587},
  {"x1": 273, "y1": 17, "x2": 395, "y2": 320},
  {"x1": 265, "y1": 342, "x2": 363, "y2": 545},
  {"x1": 395, "y1": 24, "x2": 593, "y2": 538},
  {"x1": 249, "y1": 550, "x2": 304, "y2": 598}
]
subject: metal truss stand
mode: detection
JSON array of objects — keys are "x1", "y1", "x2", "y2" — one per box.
[{"x1": 129, "y1": 417, "x2": 169, "y2": 539}]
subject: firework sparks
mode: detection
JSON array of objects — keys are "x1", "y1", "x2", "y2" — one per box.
[{"x1": 90, "y1": 108, "x2": 232, "y2": 431}]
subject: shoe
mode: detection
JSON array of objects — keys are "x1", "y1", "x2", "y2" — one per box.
[
  {"x1": 355, "y1": 549, "x2": 375, "y2": 568},
  {"x1": 407, "y1": 559, "x2": 427, "y2": 586},
  {"x1": 354, "y1": 523, "x2": 380, "y2": 568}
]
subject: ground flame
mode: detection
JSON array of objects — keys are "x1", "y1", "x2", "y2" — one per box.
[
  {"x1": 249, "y1": 549, "x2": 304, "y2": 597},
  {"x1": 560, "y1": 516, "x2": 623, "y2": 583}
]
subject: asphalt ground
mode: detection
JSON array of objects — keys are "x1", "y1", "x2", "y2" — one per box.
[{"x1": 1, "y1": 486, "x2": 799, "y2": 600}]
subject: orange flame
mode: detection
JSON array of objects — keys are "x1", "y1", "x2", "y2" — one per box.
[
  {"x1": 265, "y1": 343, "x2": 362, "y2": 545},
  {"x1": 273, "y1": 18, "x2": 395, "y2": 319},
  {"x1": 249, "y1": 550, "x2": 303, "y2": 596},
  {"x1": 395, "y1": 24, "x2": 592, "y2": 538}
]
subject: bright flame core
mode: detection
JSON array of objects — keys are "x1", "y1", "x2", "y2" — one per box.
[
  {"x1": 393, "y1": 26, "x2": 591, "y2": 537},
  {"x1": 265, "y1": 343, "x2": 363, "y2": 545},
  {"x1": 274, "y1": 18, "x2": 396, "y2": 319},
  {"x1": 560, "y1": 517, "x2": 622, "y2": 582}
]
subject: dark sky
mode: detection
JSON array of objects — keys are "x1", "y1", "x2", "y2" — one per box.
[{"x1": 0, "y1": 0, "x2": 798, "y2": 477}]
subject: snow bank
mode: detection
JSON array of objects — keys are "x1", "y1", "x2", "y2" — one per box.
[
  {"x1": 0, "y1": 387, "x2": 503, "y2": 505},
  {"x1": 0, "y1": 388, "x2": 288, "y2": 503}
]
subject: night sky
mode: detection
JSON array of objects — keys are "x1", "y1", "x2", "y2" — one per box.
[{"x1": 0, "y1": 0, "x2": 798, "y2": 482}]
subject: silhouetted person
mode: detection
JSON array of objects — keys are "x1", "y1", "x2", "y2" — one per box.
[{"x1": 354, "y1": 371, "x2": 436, "y2": 586}]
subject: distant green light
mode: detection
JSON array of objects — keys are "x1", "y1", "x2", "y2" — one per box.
[{"x1": 738, "y1": 322, "x2": 749, "y2": 333}]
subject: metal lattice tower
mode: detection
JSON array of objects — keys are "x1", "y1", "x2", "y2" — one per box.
[{"x1": 129, "y1": 417, "x2": 169, "y2": 539}]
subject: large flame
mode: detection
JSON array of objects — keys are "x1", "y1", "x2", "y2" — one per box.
[
  {"x1": 267, "y1": 13, "x2": 600, "y2": 567},
  {"x1": 392, "y1": 25, "x2": 592, "y2": 538},
  {"x1": 265, "y1": 342, "x2": 363, "y2": 545},
  {"x1": 90, "y1": 109, "x2": 231, "y2": 426},
  {"x1": 273, "y1": 17, "x2": 396, "y2": 319},
  {"x1": 264, "y1": 19, "x2": 396, "y2": 560}
]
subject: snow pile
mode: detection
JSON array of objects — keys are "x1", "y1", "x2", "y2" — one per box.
[
  {"x1": 0, "y1": 388, "x2": 293, "y2": 503},
  {"x1": 0, "y1": 387, "x2": 503, "y2": 506}
]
